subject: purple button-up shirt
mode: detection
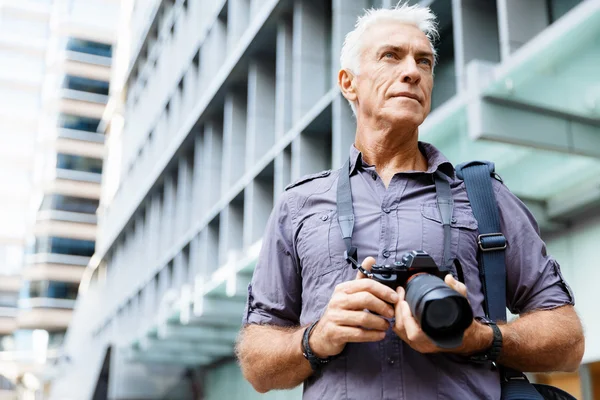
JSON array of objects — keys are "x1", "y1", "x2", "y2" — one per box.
[{"x1": 243, "y1": 142, "x2": 574, "y2": 400}]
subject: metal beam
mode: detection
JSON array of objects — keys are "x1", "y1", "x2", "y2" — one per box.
[
  {"x1": 139, "y1": 337, "x2": 234, "y2": 357},
  {"x1": 468, "y1": 96, "x2": 600, "y2": 159},
  {"x1": 189, "y1": 296, "x2": 244, "y2": 327},
  {"x1": 157, "y1": 323, "x2": 239, "y2": 343},
  {"x1": 546, "y1": 174, "x2": 600, "y2": 221},
  {"x1": 126, "y1": 348, "x2": 215, "y2": 366}
]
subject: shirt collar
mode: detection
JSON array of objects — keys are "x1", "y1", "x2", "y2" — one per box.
[{"x1": 348, "y1": 141, "x2": 455, "y2": 178}]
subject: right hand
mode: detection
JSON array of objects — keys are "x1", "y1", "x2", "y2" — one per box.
[{"x1": 308, "y1": 257, "x2": 400, "y2": 358}]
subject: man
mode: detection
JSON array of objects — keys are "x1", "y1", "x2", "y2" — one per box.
[{"x1": 236, "y1": 3, "x2": 584, "y2": 399}]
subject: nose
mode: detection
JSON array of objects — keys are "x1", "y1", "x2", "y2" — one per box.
[{"x1": 400, "y1": 58, "x2": 421, "y2": 85}]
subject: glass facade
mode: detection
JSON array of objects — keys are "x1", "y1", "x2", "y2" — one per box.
[
  {"x1": 0, "y1": 292, "x2": 18, "y2": 308},
  {"x1": 13, "y1": 329, "x2": 66, "y2": 351},
  {"x1": 56, "y1": 153, "x2": 103, "y2": 174},
  {"x1": 34, "y1": 236, "x2": 95, "y2": 257},
  {"x1": 63, "y1": 75, "x2": 109, "y2": 96},
  {"x1": 66, "y1": 38, "x2": 112, "y2": 58},
  {"x1": 19, "y1": 280, "x2": 79, "y2": 301},
  {"x1": 40, "y1": 194, "x2": 99, "y2": 214},
  {"x1": 58, "y1": 113, "x2": 101, "y2": 132}
]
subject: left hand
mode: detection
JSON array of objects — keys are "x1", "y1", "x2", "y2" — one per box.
[{"x1": 392, "y1": 275, "x2": 490, "y2": 355}]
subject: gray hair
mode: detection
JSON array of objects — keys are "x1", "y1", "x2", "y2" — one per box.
[{"x1": 339, "y1": 2, "x2": 439, "y2": 115}]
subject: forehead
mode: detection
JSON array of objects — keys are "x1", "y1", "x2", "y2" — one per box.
[{"x1": 362, "y1": 20, "x2": 431, "y2": 53}]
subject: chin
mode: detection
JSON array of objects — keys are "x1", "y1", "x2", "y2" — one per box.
[{"x1": 384, "y1": 110, "x2": 424, "y2": 129}]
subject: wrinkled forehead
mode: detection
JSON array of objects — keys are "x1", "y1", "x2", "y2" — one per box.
[{"x1": 360, "y1": 20, "x2": 432, "y2": 57}]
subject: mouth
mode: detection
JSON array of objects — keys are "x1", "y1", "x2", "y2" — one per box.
[{"x1": 392, "y1": 92, "x2": 421, "y2": 103}]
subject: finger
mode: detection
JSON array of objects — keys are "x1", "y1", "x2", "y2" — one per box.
[
  {"x1": 343, "y1": 292, "x2": 395, "y2": 318},
  {"x1": 337, "y1": 326, "x2": 387, "y2": 343},
  {"x1": 394, "y1": 287, "x2": 406, "y2": 335},
  {"x1": 444, "y1": 274, "x2": 468, "y2": 297},
  {"x1": 356, "y1": 256, "x2": 377, "y2": 280},
  {"x1": 400, "y1": 299, "x2": 422, "y2": 342},
  {"x1": 338, "y1": 279, "x2": 399, "y2": 304},
  {"x1": 330, "y1": 310, "x2": 391, "y2": 331}
]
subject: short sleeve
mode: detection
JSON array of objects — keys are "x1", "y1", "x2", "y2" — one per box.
[
  {"x1": 495, "y1": 182, "x2": 574, "y2": 314},
  {"x1": 242, "y1": 191, "x2": 302, "y2": 327}
]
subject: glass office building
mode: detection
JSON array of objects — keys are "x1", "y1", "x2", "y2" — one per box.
[{"x1": 53, "y1": 0, "x2": 600, "y2": 399}]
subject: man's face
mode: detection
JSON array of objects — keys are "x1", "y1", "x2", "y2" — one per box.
[{"x1": 351, "y1": 21, "x2": 434, "y2": 127}]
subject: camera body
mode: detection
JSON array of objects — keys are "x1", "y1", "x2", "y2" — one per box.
[
  {"x1": 370, "y1": 250, "x2": 446, "y2": 289},
  {"x1": 369, "y1": 250, "x2": 472, "y2": 349}
]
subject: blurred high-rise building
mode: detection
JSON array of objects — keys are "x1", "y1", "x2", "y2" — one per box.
[
  {"x1": 0, "y1": 0, "x2": 118, "y2": 398},
  {"x1": 0, "y1": 1, "x2": 51, "y2": 381},
  {"x1": 53, "y1": 0, "x2": 600, "y2": 399}
]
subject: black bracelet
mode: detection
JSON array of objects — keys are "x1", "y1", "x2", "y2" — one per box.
[{"x1": 301, "y1": 320, "x2": 333, "y2": 373}]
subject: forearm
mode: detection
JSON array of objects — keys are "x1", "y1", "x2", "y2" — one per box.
[
  {"x1": 497, "y1": 305, "x2": 584, "y2": 372},
  {"x1": 236, "y1": 324, "x2": 312, "y2": 393}
]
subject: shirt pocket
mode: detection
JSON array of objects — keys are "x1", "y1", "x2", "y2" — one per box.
[
  {"x1": 296, "y1": 210, "x2": 355, "y2": 320},
  {"x1": 421, "y1": 201, "x2": 478, "y2": 278}
]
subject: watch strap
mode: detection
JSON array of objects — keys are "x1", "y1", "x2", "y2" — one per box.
[
  {"x1": 487, "y1": 322, "x2": 503, "y2": 362},
  {"x1": 302, "y1": 320, "x2": 332, "y2": 373},
  {"x1": 470, "y1": 319, "x2": 503, "y2": 363}
]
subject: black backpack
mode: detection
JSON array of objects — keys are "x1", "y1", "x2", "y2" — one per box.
[{"x1": 456, "y1": 161, "x2": 577, "y2": 400}]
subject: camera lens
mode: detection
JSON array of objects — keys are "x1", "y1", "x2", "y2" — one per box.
[
  {"x1": 405, "y1": 274, "x2": 473, "y2": 349},
  {"x1": 423, "y1": 297, "x2": 461, "y2": 330}
]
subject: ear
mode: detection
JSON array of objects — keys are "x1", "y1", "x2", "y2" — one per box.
[{"x1": 338, "y1": 69, "x2": 357, "y2": 103}]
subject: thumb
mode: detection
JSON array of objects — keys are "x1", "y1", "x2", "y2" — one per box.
[
  {"x1": 356, "y1": 256, "x2": 377, "y2": 280},
  {"x1": 445, "y1": 274, "x2": 468, "y2": 298}
]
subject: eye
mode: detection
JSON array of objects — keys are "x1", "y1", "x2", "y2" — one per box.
[
  {"x1": 383, "y1": 52, "x2": 396, "y2": 59},
  {"x1": 418, "y1": 58, "x2": 432, "y2": 66}
]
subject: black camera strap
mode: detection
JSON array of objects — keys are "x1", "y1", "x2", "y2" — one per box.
[{"x1": 336, "y1": 157, "x2": 454, "y2": 271}]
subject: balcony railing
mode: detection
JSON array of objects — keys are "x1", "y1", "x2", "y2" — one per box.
[
  {"x1": 55, "y1": 168, "x2": 102, "y2": 183},
  {"x1": 57, "y1": 128, "x2": 105, "y2": 143},
  {"x1": 36, "y1": 209, "x2": 97, "y2": 224},
  {"x1": 18, "y1": 298, "x2": 76, "y2": 310},
  {"x1": 59, "y1": 88, "x2": 109, "y2": 105},
  {"x1": 25, "y1": 253, "x2": 90, "y2": 267}
]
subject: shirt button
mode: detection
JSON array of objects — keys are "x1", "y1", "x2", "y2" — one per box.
[
  {"x1": 388, "y1": 357, "x2": 395, "y2": 365},
  {"x1": 321, "y1": 214, "x2": 329, "y2": 221},
  {"x1": 383, "y1": 250, "x2": 390, "y2": 258},
  {"x1": 371, "y1": 172, "x2": 377, "y2": 180},
  {"x1": 382, "y1": 207, "x2": 391, "y2": 213},
  {"x1": 451, "y1": 217, "x2": 457, "y2": 224}
]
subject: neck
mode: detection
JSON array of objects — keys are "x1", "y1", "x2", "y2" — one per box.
[{"x1": 355, "y1": 123, "x2": 428, "y2": 186}]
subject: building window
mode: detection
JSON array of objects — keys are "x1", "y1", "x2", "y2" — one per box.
[
  {"x1": 63, "y1": 75, "x2": 109, "y2": 96},
  {"x1": 66, "y1": 38, "x2": 112, "y2": 58},
  {"x1": 58, "y1": 113, "x2": 101, "y2": 132},
  {"x1": 20, "y1": 280, "x2": 79, "y2": 300},
  {"x1": 56, "y1": 153, "x2": 103, "y2": 174},
  {"x1": 547, "y1": 0, "x2": 583, "y2": 23},
  {"x1": 40, "y1": 194, "x2": 99, "y2": 214},
  {"x1": 34, "y1": 236, "x2": 95, "y2": 257}
]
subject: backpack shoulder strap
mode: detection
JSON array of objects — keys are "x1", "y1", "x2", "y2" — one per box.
[{"x1": 455, "y1": 161, "x2": 508, "y2": 323}]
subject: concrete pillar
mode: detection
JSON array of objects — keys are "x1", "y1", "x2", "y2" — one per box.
[
  {"x1": 246, "y1": 59, "x2": 276, "y2": 167},
  {"x1": 292, "y1": 0, "x2": 330, "y2": 123},
  {"x1": 222, "y1": 90, "x2": 247, "y2": 191}
]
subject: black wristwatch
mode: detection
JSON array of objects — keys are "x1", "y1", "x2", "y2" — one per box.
[
  {"x1": 302, "y1": 320, "x2": 333, "y2": 373},
  {"x1": 470, "y1": 317, "x2": 503, "y2": 363}
]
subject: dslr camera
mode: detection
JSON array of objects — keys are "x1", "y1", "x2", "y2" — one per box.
[{"x1": 370, "y1": 250, "x2": 473, "y2": 349}]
